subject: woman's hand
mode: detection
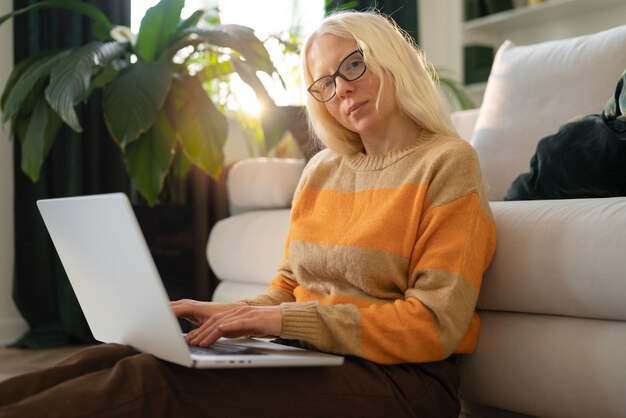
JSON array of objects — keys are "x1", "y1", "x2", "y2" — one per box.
[
  {"x1": 170, "y1": 299, "x2": 243, "y2": 327},
  {"x1": 170, "y1": 300, "x2": 283, "y2": 347}
]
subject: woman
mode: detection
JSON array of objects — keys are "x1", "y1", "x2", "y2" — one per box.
[{"x1": 0, "y1": 11, "x2": 495, "y2": 418}]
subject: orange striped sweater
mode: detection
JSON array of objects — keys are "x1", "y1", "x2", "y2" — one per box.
[{"x1": 245, "y1": 132, "x2": 496, "y2": 364}]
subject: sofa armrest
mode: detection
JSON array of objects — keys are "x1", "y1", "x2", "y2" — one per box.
[
  {"x1": 227, "y1": 157, "x2": 306, "y2": 214},
  {"x1": 450, "y1": 108, "x2": 480, "y2": 142}
]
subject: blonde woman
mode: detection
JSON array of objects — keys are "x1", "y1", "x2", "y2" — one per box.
[{"x1": 0, "y1": 11, "x2": 495, "y2": 418}]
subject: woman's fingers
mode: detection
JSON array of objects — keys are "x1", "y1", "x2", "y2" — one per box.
[
  {"x1": 171, "y1": 300, "x2": 240, "y2": 326},
  {"x1": 186, "y1": 306, "x2": 283, "y2": 347},
  {"x1": 170, "y1": 299, "x2": 204, "y2": 322}
]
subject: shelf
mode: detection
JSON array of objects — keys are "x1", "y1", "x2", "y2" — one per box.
[{"x1": 463, "y1": 0, "x2": 625, "y2": 32}]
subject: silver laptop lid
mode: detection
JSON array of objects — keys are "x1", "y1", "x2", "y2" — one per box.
[{"x1": 37, "y1": 193, "x2": 194, "y2": 366}]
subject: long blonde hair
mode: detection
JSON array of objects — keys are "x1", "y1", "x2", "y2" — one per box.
[{"x1": 301, "y1": 11, "x2": 458, "y2": 155}]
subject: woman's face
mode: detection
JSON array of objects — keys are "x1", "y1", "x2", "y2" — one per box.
[{"x1": 307, "y1": 34, "x2": 398, "y2": 139}]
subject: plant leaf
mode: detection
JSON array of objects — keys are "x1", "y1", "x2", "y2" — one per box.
[
  {"x1": 182, "y1": 24, "x2": 277, "y2": 76},
  {"x1": 124, "y1": 108, "x2": 176, "y2": 205},
  {"x1": 1, "y1": 50, "x2": 55, "y2": 112},
  {"x1": 20, "y1": 97, "x2": 62, "y2": 182},
  {"x1": 196, "y1": 60, "x2": 236, "y2": 83},
  {"x1": 231, "y1": 57, "x2": 287, "y2": 149},
  {"x1": 171, "y1": 144, "x2": 193, "y2": 179},
  {"x1": 0, "y1": 0, "x2": 114, "y2": 34},
  {"x1": 172, "y1": 9, "x2": 205, "y2": 39},
  {"x1": 261, "y1": 104, "x2": 292, "y2": 152},
  {"x1": 231, "y1": 57, "x2": 273, "y2": 103},
  {"x1": 167, "y1": 75, "x2": 227, "y2": 179},
  {"x1": 91, "y1": 20, "x2": 112, "y2": 42},
  {"x1": 2, "y1": 51, "x2": 69, "y2": 124},
  {"x1": 45, "y1": 41, "x2": 127, "y2": 132},
  {"x1": 434, "y1": 66, "x2": 476, "y2": 110},
  {"x1": 89, "y1": 65, "x2": 119, "y2": 91},
  {"x1": 438, "y1": 77, "x2": 476, "y2": 110},
  {"x1": 103, "y1": 61, "x2": 172, "y2": 148},
  {"x1": 135, "y1": 0, "x2": 184, "y2": 62}
]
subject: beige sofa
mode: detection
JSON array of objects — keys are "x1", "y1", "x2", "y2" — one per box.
[{"x1": 207, "y1": 25, "x2": 626, "y2": 417}]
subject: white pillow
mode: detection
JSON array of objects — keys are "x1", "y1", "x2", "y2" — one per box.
[
  {"x1": 471, "y1": 25, "x2": 626, "y2": 201},
  {"x1": 227, "y1": 157, "x2": 305, "y2": 213}
]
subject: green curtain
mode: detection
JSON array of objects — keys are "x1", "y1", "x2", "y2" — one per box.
[
  {"x1": 326, "y1": 0, "x2": 419, "y2": 44},
  {"x1": 11, "y1": 0, "x2": 131, "y2": 348}
]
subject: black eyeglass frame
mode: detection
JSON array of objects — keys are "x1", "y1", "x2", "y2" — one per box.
[{"x1": 307, "y1": 49, "x2": 367, "y2": 103}]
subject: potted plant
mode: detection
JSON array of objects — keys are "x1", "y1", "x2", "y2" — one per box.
[{"x1": 0, "y1": 0, "x2": 283, "y2": 205}]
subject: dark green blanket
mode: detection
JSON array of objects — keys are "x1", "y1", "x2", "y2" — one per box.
[{"x1": 505, "y1": 71, "x2": 626, "y2": 200}]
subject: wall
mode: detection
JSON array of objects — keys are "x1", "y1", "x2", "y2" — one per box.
[
  {"x1": 418, "y1": 0, "x2": 626, "y2": 107},
  {"x1": 0, "y1": 3, "x2": 27, "y2": 345}
]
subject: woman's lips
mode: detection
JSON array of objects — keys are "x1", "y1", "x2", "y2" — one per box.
[{"x1": 347, "y1": 101, "x2": 367, "y2": 116}]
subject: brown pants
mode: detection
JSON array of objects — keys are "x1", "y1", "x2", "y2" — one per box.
[{"x1": 0, "y1": 344, "x2": 460, "y2": 418}]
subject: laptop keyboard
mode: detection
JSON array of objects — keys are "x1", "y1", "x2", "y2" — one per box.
[{"x1": 188, "y1": 341, "x2": 265, "y2": 356}]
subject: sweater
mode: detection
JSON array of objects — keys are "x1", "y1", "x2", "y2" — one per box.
[{"x1": 245, "y1": 132, "x2": 496, "y2": 364}]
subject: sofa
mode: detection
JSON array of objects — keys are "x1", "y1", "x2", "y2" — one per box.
[{"x1": 206, "y1": 24, "x2": 626, "y2": 417}]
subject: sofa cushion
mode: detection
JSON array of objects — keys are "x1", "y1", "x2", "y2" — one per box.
[
  {"x1": 471, "y1": 24, "x2": 626, "y2": 200},
  {"x1": 481, "y1": 197, "x2": 626, "y2": 321},
  {"x1": 212, "y1": 282, "x2": 269, "y2": 303},
  {"x1": 450, "y1": 108, "x2": 480, "y2": 142},
  {"x1": 227, "y1": 158, "x2": 305, "y2": 213},
  {"x1": 207, "y1": 209, "x2": 290, "y2": 286}
]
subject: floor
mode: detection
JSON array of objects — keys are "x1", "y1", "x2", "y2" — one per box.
[{"x1": 0, "y1": 344, "x2": 92, "y2": 383}]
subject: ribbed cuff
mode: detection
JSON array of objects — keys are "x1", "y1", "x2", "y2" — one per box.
[{"x1": 280, "y1": 301, "x2": 322, "y2": 346}]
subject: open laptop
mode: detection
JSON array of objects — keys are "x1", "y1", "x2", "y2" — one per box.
[{"x1": 37, "y1": 193, "x2": 344, "y2": 369}]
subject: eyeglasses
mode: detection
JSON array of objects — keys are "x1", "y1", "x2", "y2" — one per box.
[{"x1": 307, "y1": 49, "x2": 367, "y2": 103}]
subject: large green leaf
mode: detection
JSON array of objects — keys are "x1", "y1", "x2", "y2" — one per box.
[
  {"x1": 2, "y1": 51, "x2": 68, "y2": 125},
  {"x1": 89, "y1": 65, "x2": 119, "y2": 91},
  {"x1": 124, "y1": 109, "x2": 176, "y2": 205},
  {"x1": 167, "y1": 75, "x2": 227, "y2": 179},
  {"x1": 260, "y1": 104, "x2": 292, "y2": 152},
  {"x1": 103, "y1": 61, "x2": 172, "y2": 148},
  {"x1": 1, "y1": 51, "x2": 55, "y2": 112},
  {"x1": 45, "y1": 41, "x2": 127, "y2": 132},
  {"x1": 231, "y1": 57, "x2": 272, "y2": 103},
  {"x1": 10, "y1": 78, "x2": 48, "y2": 139},
  {"x1": 180, "y1": 25, "x2": 277, "y2": 77},
  {"x1": 170, "y1": 144, "x2": 193, "y2": 179},
  {"x1": 0, "y1": 0, "x2": 114, "y2": 36},
  {"x1": 172, "y1": 10, "x2": 205, "y2": 39},
  {"x1": 135, "y1": 0, "x2": 184, "y2": 62},
  {"x1": 20, "y1": 97, "x2": 62, "y2": 182},
  {"x1": 231, "y1": 57, "x2": 287, "y2": 150}
]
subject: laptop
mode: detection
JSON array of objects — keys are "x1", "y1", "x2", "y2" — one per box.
[{"x1": 37, "y1": 193, "x2": 344, "y2": 369}]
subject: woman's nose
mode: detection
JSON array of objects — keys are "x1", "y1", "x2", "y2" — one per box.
[{"x1": 334, "y1": 76, "x2": 354, "y2": 98}]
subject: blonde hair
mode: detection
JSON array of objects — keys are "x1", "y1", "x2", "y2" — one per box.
[{"x1": 301, "y1": 10, "x2": 458, "y2": 155}]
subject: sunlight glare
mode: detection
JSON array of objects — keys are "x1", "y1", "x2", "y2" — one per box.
[{"x1": 229, "y1": 75, "x2": 262, "y2": 116}]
